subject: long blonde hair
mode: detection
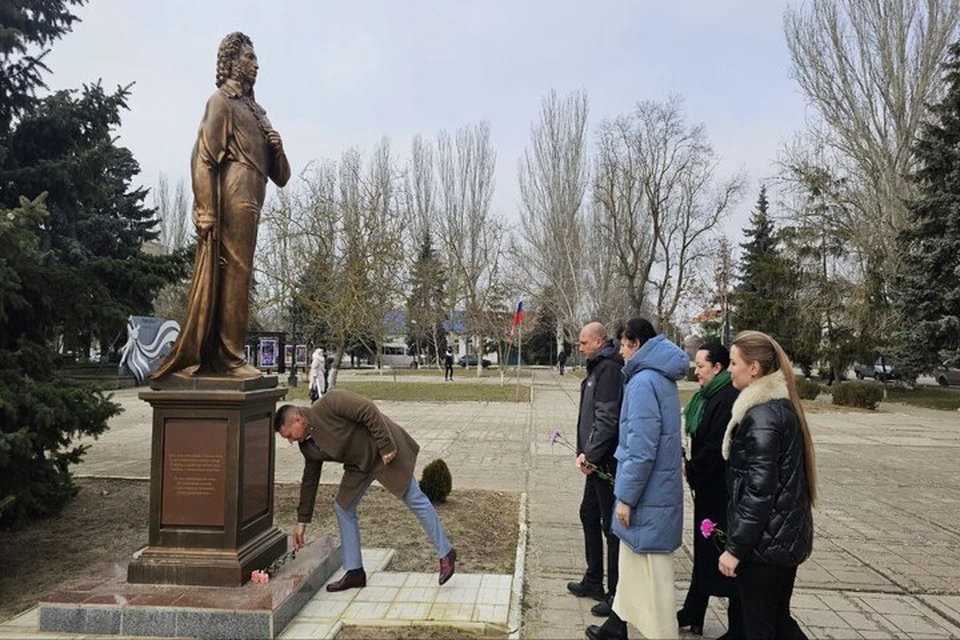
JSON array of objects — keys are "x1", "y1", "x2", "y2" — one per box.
[{"x1": 732, "y1": 330, "x2": 818, "y2": 506}]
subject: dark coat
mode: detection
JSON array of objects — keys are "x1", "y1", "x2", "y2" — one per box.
[
  {"x1": 576, "y1": 339, "x2": 623, "y2": 472},
  {"x1": 723, "y1": 371, "x2": 814, "y2": 567},
  {"x1": 685, "y1": 382, "x2": 739, "y2": 596},
  {"x1": 295, "y1": 389, "x2": 420, "y2": 520}
]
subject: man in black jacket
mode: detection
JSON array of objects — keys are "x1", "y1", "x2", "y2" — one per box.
[{"x1": 567, "y1": 322, "x2": 623, "y2": 617}]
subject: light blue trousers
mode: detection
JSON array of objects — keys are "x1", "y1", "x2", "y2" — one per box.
[{"x1": 333, "y1": 475, "x2": 453, "y2": 571}]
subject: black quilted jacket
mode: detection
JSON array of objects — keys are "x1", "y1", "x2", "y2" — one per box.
[
  {"x1": 576, "y1": 339, "x2": 623, "y2": 471},
  {"x1": 725, "y1": 398, "x2": 813, "y2": 566}
]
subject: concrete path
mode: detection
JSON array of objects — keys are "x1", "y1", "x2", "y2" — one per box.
[
  {"x1": 4, "y1": 368, "x2": 960, "y2": 638},
  {"x1": 278, "y1": 549, "x2": 513, "y2": 639}
]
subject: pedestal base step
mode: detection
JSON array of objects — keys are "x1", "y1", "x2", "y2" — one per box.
[{"x1": 38, "y1": 536, "x2": 341, "y2": 639}]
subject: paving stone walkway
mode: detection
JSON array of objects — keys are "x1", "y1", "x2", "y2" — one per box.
[
  {"x1": 278, "y1": 548, "x2": 513, "y2": 639},
  {"x1": 3, "y1": 369, "x2": 960, "y2": 638}
]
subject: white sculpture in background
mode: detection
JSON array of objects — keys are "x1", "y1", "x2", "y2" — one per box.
[{"x1": 119, "y1": 316, "x2": 181, "y2": 384}]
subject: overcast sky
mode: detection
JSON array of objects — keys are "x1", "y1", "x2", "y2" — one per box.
[{"x1": 43, "y1": 0, "x2": 811, "y2": 237}]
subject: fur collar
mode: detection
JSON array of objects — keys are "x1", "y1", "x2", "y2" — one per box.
[{"x1": 722, "y1": 369, "x2": 790, "y2": 460}]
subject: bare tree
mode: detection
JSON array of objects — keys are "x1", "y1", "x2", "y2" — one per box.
[
  {"x1": 714, "y1": 236, "x2": 735, "y2": 346},
  {"x1": 256, "y1": 143, "x2": 405, "y2": 386},
  {"x1": 593, "y1": 97, "x2": 744, "y2": 329},
  {"x1": 153, "y1": 172, "x2": 190, "y2": 252},
  {"x1": 402, "y1": 135, "x2": 448, "y2": 366},
  {"x1": 594, "y1": 113, "x2": 652, "y2": 316},
  {"x1": 153, "y1": 173, "x2": 171, "y2": 248},
  {"x1": 405, "y1": 134, "x2": 437, "y2": 252},
  {"x1": 151, "y1": 173, "x2": 192, "y2": 322},
  {"x1": 517, "y1": 89, "x2": 590, "y2": 353},
  {"x1": 358, "y1": 138, "x2": 407, "y2": 370},
  {"x1": 255, "y1": 183, "x2": 320, "y2": 331},
  {"x1": 581, "y1": 199, "x2": 635, "y2": 330},
  {"x1": 784, "y1": 0, "x2": 960, "y2": 277},
  {"x1": 435, "y1": 122, "x2": 504, "y2": 375}
]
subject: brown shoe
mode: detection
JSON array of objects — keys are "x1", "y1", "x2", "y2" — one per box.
[
  {"x1": 326, "y1": 568, "x2": 366, "y2": 592},
  {"x1": 439, "y1": 548, "x2": 457, "y2": 585}
]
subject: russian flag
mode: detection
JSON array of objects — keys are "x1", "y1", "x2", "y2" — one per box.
[{"x1": 509, "y1": 300, "x2": 524, "y2": 341}]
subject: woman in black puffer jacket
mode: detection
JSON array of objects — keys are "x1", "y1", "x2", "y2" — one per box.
[{"x1": 718, "y1": 330, "x2": 817, "y2": 639}]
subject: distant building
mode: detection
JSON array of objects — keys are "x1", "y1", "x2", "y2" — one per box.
[{"x1": 378, "y1": 309, "x2": 502, "y2": 367}]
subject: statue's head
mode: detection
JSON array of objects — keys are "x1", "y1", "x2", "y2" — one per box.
[{"x1": 216, "y1": 32, "x2": 256, "y2": 89}]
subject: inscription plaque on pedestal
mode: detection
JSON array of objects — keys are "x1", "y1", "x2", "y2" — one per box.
[{"x1": 162, "y1": 420, "x2": 227, "y2": 527}]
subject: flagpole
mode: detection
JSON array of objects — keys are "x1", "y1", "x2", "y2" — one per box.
[
  {"x1": 510, "y1": 299, "x2": 523, "y2": 392},
  {"x1": 516, "y1": 320, "x2": 521, "y2": 390}
]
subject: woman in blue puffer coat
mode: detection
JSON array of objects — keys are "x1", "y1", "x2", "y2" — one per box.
[{"x1": 587, "y1": 318, "x2": 688, "y2": 640}]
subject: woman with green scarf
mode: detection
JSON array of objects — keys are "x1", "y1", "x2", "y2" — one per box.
[{"x1": 677, "y1": 343, "x2": 742, "y2": 639}]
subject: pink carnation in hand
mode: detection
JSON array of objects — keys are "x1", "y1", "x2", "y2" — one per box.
[
  {"x1": 700, "y1": 519, "x2": 717, "y2": 539},
  {"x1": 549, "y1": 429, "x2": 561, "y2": 445}
]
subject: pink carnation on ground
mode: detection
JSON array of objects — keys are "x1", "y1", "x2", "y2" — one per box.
[
  {"x1": 250, "y1": 570, "x2": 269, "y2": 584},
  {"x1": 700, "y1": 519, "x2": 717, "y2": 539}
]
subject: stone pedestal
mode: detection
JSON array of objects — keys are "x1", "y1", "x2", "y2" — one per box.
[
  {"x1": 39, "y1": 536, "x2": 342, "y2": 639},
  {"x1": 127, "y1": 375, "x2": 287, "y2": 587}
]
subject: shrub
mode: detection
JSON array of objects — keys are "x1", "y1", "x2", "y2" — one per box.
[
  {"x1": 832, "y1": 382, "x2": 884, "y2": 410},
  {"x1": 419, "y1": 458, "x2": 453, "y2": 503},
  {"x1": 795, "y1": 377, "x2": 822, "y2": 401}
]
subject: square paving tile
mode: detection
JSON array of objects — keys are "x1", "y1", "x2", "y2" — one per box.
[
  {"x1": 343, "y1": 601, "x2": 392, "y2": 621},
  {"x1": 385, "y1": 602, "x2": 432, "y2": 620},
  {"x1": 427, "y1": 602, "x2": 475, "y2": 622},
  {"x1": 352, "y1": 586, "x2": 400, "y2": 604}
]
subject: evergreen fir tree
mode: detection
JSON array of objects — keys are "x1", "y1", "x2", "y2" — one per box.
[
  {"x1": 1, "y1": 82, "x2": 188, "y2": 355},
  {"x1": 892, "y1": 42, "x2": 960, "y2": 381},
  {"x1": 731, "y1": 186, "x2": 802, "y2": 355},
  {"x1": 0, "y1": 0, "x2": 183, "y2": 525},
  {"x1": 0, "y1": 195, "x2": 120, "y2": 524},
  {"x1": 0, "y1": 0, "x2": 84, "y2": 132}
]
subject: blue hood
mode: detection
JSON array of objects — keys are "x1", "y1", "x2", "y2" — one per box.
[{"x1": 622, "y1": 334, "x2": 688, "y2": 383}]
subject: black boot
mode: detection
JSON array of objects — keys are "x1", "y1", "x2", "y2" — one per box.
[
  {"x1": 567, "y1": 579, "x2": 605, "y2": 600},
  {"x1": 677, "y1": 609, "x2": 704, "y2": 636},
  {"x1": 586, "y1": 613, "x2": 627, "y2": 640},
  {"x1": 590, "y1": 594, "x2": 613, "y2": 617}
]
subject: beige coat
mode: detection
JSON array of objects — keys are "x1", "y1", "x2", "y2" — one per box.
[{"x1": 296, "y1": 389, "x2": 420, "y2": 520}]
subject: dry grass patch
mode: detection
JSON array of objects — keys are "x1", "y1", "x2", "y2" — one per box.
[
  {"x1": 0, "y1": 477, "x2": 148, "y2": 620},
  {"x1": 276, "y1": 484, "x2": 519, "y2": 574}
]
